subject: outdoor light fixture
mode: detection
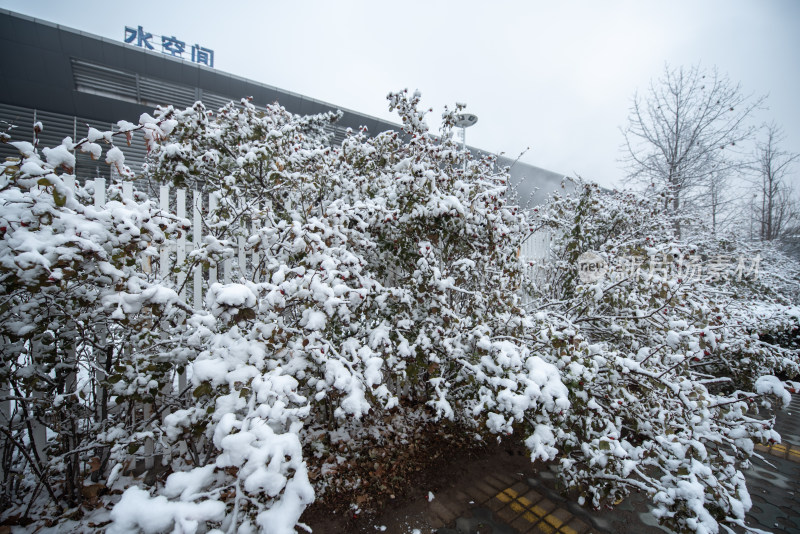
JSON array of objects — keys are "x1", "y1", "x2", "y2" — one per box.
[{"x1": 454, "y1": 113, "x2": 478, "y2": 172}]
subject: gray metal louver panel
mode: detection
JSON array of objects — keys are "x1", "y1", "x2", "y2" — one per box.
[
  {"x1": 71, "y1": 58, "x2": 200, "y2": 111},
  {"x1": 323, "y1": 124, "x2": 347, "y2": 147},
  {"x1": 201, "y1": 91, "x2": 237, "y2": 112},
  {"x1": 65, "y1": 59, "x2": 354, "y2": 151},
  {"x1": 0, "y1": 103, "x2": 35, "y2": 158},
  {"x1": 0, "y1": 103, "x2": 151, "y2": 183},
  {"x1": 138, "y1": 76, "x2": 197, "y2": 110},
  {"x1": 71, "y1": 58, "x2": 139, "y2": 104},
  {"x1": 331, "y1": 126, "x2": 347, "y2": 146}
]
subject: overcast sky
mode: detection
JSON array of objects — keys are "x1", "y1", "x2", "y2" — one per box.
[{"x1": 2, "y1": 0, "x2": 798, "y2": 189}]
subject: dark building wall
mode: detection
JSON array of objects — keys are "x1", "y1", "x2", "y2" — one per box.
[
  {"x1": 0, "y1": 9, "x2": 401, "y2": 132},
  {"x1": 1, "y1": 8, "x2": 566, "y2": 204}
]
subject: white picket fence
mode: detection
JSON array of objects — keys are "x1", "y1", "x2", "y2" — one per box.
[
  {"x1": 103, "y1": 179, "x2": 238, "y2": 306},
  {"x1": 1, "y1": 177, "x2": 556, "y2": 480},
  {"x1": 519, "y1": 229, "x2": 553, "y2": 264},
  {"x1": 518, "y1": 229, "x2": 554, "y2": 307},
  {"x1": 1, "y1": 178, "x2": 231, "y2": 478},
  {"x1": 93, "y1": 177, "x2": 554, "y2": 309}
]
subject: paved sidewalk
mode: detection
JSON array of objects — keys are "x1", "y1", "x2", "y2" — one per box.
[
  {"x1": 363, "y1": 393, "x2": 800, "y2": 534},
  {"x1": 743, "y1": 393, "x2": 800, "y2": 533},
  {"x1": 362, "y1": 457, "x2": 663, "y2": 534}
]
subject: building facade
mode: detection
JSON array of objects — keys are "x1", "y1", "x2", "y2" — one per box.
[{"x1": 0, "y1": 9, "x2": 565, "y2": 204}]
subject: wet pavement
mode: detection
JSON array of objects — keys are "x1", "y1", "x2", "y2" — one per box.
[
  {"x1": 359, "y1": 393, "x2": 800, "y2": 534},
  {"x1": 743, "y1": 393, "x2": 800, "y2": 533}
]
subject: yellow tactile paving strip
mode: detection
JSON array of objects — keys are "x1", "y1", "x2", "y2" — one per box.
[
  {"x1": 494, "y1": 486, "x2": 590, "y2": 534},
  {"x1": 754, "y1": 441, "x2": 800, "y2": 463}
]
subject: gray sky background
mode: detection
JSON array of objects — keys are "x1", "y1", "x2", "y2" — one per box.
[{"x1": 2, "y1": 0, "x2": 798, "y2": 190}]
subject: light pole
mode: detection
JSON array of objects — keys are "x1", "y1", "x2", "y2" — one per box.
[{"x1": 454, "y1": 113, "x2": 477, "y2": 173}]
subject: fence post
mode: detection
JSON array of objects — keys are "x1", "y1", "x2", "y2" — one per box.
[
  {"x1": 160, "y1": 186, "x2": 170, "y2": 280},
  {"x1": 0, "y1": 358, "x2": 8, "y2": 482},
  {"x1": 209, "y1": 193, "x2": 218, "y2": 285},
  {"x1": 143, "y1": 185, "x2": 173, "y2": 472},
  {"x1": 221, "y1": 196, "x2": 231, "y2": 283},
  {"x1": 237, "y1": 197, "x2": 246, "y2": 280},
  {"x1": 28, "y1": 340, "x2": 48, "y2": 467},
  {"x1": 93, "y1": 178, "x2": 108, "y2": 416},
  {"x1": 193, "y1": 191, "x2": 203, "y2": 308},
  {"x1": 176, "y1": 189, "x2": 187, "y2": 300},
  {"x1": 238, "y1": 234, "x2": 246, "y2": 281},
  {"x1": 122, "y1": 181, "x2": 133, "y2": 201},
  {"x1": 176, "y1": 189, "x2": 187, "y2": 397},
  {"x1": 60, "y1": 176, "x2": 80, "y2": 412},
  {"x1": 91, "y1": 179, "x2": 113, "y2": 480},
  {"x1": 251, "y1": 207, "x2": 260, "y2": 282},
  {"x1": 61, "y1": 176, "x2": 80, "y2": 488}
]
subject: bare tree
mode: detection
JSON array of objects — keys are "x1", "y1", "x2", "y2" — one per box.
[
  {"x1": 700, "y1": 171, "x2": 738, "y2": 235},
  {"x1": 621, "y1": 64, "x2": 762, "y2": 235},
  {"x1": 754, "y1": 123, "x2": 799, "y2": 241}
]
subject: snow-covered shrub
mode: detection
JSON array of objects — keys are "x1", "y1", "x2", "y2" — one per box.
[
  {"x1": 2, "y1": 93, "x2": 797, "y2": 534},
  {"x1": 529, "y1": 180, "x2": 800, "y2": 533},
  {"x1": 0, "y1": 92, "x2": 488, "y2": 534},
  {"x1": 103, "y1": 92, "x2": 567, "y2": 532},
  {"x1": 0, "y1": 121, "x2": 193, "y2": 518}
]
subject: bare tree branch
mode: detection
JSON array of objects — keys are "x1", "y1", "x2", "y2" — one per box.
[
  {"x1": 621, "y1": 64, "x2": 764, "y2": 235},
  {"x1": 750, "y1": 123, "x2": 799, "y2": 242}
]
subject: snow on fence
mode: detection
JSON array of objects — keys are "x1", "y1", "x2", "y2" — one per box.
[
  {"x1": 92, "y1": 178, "x2": 556, "y2": 313},
  {"x1": 1, "y1": 179, "x2": 557, "y2": 480},
  {"x1": 97, "y1": 177, "x2": 271, "y2": 473},
  {"x1": 1, "y1": 177, "x2": 261, "y2": 477},
  {"x1": 519, "y1": 227, "x2": 552, "y2": 264},
  {"x1": 97, "y1": 178, "x2": 266, "y2": 305},
  {"x1": 518, "y1": 227, "x2": 554, "y2": 307}
]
